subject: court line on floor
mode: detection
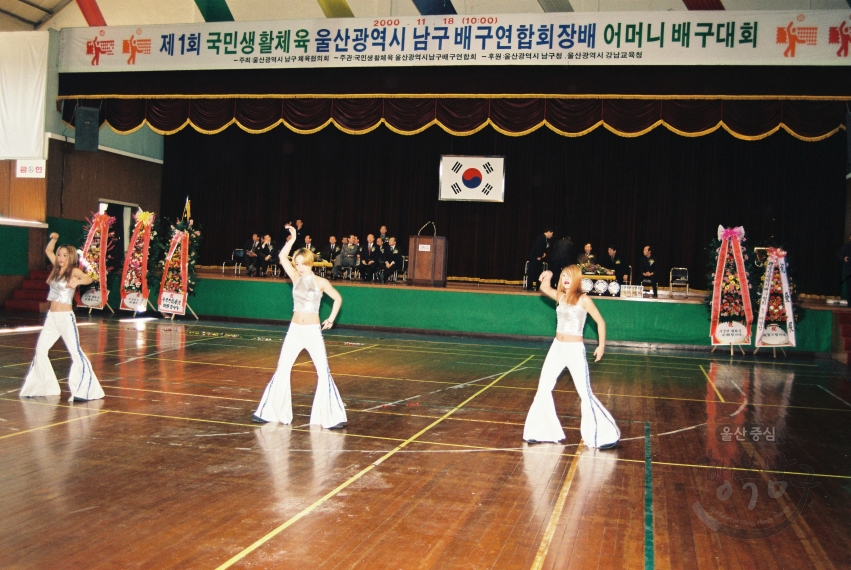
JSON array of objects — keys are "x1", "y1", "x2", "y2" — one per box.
[
  {"x1": 530, "y1": 445, "x2": 583, "y2": 570},
  {"x1": 699, "y1": 365, "x2": 726, "y2": 403},
  {"x1": 816, "y1": 386, "x2": 851, "y2": 408},
  {"x1": 115, "y1": 337, "x2": 223, "y2": 365},
  {"x1": 644, "y1": 423, "x2": 654, "y2": 570},
  {"x1": 213, "y1": 354, "x2": 536, "y2": 570},
  {"x1": 0, "y1": 411, "x2": 105, "y2": 440},
  {"x1": 293, "y1": 344, "x2": 377, "y2": 365},
  {"x1": 3, "y1": 395, "x2": 849, "y2": 481}
]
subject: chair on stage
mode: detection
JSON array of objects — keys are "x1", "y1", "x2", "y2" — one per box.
[
  {"x1": 222, "y1": 249, "x2": 244, "y2": 275},
  {"x1": 385, "y1": 256, "x2": 409, "y2": 284},
  {"x1": 523, "y1": 261, "x2": 547, "y2": 290},
  {"x1": 669, "y1": 268, "x2": 689, "y2": 297}
]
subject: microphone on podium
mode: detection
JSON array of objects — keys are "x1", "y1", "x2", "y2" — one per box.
[{"x1": 417, "y1": 221, "x2": 437, "y2": 236}]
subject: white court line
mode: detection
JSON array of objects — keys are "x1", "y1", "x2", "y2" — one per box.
[{"x1": 818, "y1": 386, "x2": 851, "y2": 408}]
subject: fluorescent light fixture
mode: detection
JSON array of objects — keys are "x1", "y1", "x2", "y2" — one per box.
[{"x1": 0, "y1": 217, "x2": 49, "y2": 228}]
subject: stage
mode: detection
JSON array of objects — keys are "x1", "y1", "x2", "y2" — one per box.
[{"x1": 101, "y1": 271, "x2": 833, "y2": 355}]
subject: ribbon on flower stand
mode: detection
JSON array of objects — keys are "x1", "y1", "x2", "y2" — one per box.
[
  {"x1": 119, "y1": 211, "x2": 155, "y2": 313},
  {"x1": 158, "y1": 229, "x2": 190, "y2": 316},
  {"x1": 76, "y1": 212, "x2": 115, "y2": 312},
  {"x1": 755, "y1": 248, "x2": 796, "y2": 348},
  {"x1": 710, "y1": 225, "x2": 754, "y2": 346}
]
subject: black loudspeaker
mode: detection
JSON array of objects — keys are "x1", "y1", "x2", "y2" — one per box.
[{"x1": 75, "y1": 107, "x2": 99, "y2": 152}]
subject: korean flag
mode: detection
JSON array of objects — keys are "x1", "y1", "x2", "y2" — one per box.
[{"x1": 439, "y1": 155, "x2": 505, "y2": 202}]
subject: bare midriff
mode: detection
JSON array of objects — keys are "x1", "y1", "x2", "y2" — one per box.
[
  {"x1": 291, "y1": 311, "x2": 321, "y2": 325},
  {"x1": 49, "y1": 301, "x2": 73, "y2": 312},
  {"x1": 555, "y1": 332, "x2": 583, "y2": 343}
]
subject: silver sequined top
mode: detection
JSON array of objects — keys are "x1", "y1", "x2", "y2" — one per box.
[
  {"x1": 556, "y1": 296, "x2": 587, "y2": 336},
  {"x1": 46, "y1": 278, "x2": 75, "y2": 305},
  {"x1": 292, "y1": 273, "x2": 321, "y2": 314}
]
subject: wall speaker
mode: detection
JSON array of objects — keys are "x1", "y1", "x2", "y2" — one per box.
[{"x1": 75, "y1": 107, "x2": 99, "y2": 152}]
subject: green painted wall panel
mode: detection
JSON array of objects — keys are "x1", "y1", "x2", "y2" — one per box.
[
  {"x1": 0, "y1": 226, "x2": 30, "y2": 276},
  {"x1": 181, "y1": 279, "x2": 832, "y2": 353}
]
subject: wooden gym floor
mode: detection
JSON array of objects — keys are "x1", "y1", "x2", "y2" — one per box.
[{"x1": 0, "y1": 314, "x2": 849, "y2": 569}]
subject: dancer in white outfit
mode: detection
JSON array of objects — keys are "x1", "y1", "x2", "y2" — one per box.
[
  {"x1": 253, "y1": 224, "x2": 347, "y2": 429},
  {"x1": 523, "y1": 264, "x2": 620, "y2": 448},
  {"x1": 20, "y1": 233, "x2": 105, "y2": 402}
]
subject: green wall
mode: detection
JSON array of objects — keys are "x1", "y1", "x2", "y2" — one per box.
[
  {"x1": 46, "y1": 217, "x2": 84, "y2": 245},
  {"x1": 0, "y1": 226, "x2": 30, "y2": 276},
  {"x1": 174, "y1": 278, "x2": 832, "y2": 354}
]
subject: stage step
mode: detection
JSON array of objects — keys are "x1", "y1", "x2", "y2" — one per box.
[
  {"x1": 21, "y1": 279, "x2": 49, "y2": 291},
  {"x1": 3, "y1": 270, "x2": 50, "y2": 314},
  {"x1": 4, "y1": 299, "x2": 49, "y2": 313},
  {"x1": 14, "y1": 289, "x2": 49, "y2": 301}
]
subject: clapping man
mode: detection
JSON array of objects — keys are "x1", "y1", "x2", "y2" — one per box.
[
  {"x1": 258, "y1": 234, "x2": 276, "y2": 277},
  {"x1": 243, "y1": 233, "x2": 261, "y2": 276}
]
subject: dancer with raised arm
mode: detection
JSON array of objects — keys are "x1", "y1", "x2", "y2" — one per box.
[
  {"x1": 523, "y1": 265, "x2": 619, "y2": 448},
  {"x1": 253, "y1": 224, "x2": 347, "y2": 429},
  {"x1": 20, "y1": 233, "x2": 105, "y2": 402}
]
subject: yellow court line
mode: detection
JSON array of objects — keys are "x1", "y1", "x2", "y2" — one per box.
[
  {"x1": 4, "y1": 397, "x2": 849, "y2": 480},
  {"x1": 0, "y1": 412, "x2": 105, "y2": 440},
  {"x1": 213, "y1": 354, "x2": 536, "y2": 570},
  {"x1": 293, "y1": 344, "x2": 377, "y2": 366},
  {"x1": 531, "y1": 444, "x2": 583, "y2": 570},
  {"x1": 700, "y1": 365, "x2": 726, "y2": 403}
]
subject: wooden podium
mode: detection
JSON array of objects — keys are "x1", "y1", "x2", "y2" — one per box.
[{"x1": 408, "y1": 235, "x2": 448, "y2": 287}]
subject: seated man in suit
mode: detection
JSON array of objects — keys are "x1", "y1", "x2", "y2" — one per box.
[
  {"x1": 257, "y1": 234, "x2": 277, "y2": 277},
  {"x1": 358, "y1": 234, "x2": 380, "y2": 281},
  {"x1": 302, "y1": 234, "x2": 317, "y2": 256},
  {"x1": 382, "y1": 237, "x2": 403, "y2": 283},
  {"x1": 243, "y1": 233, "x2": 261, "y2": 276},
  {"x1": 640, "y1": 245, "x2": 658, "y2": 298},
  {"x1": 322, "y1": 236, "x2": 341, "y2": 263},
  {"x1": 600, "y1": 244, "x2": 628, "y2": 283},
  {"x1": 332, "y1": 234, "x2": 359, "y2": 278},
  {"x1": 378, "y1": 225, "x2": 389, "y2": 243}
]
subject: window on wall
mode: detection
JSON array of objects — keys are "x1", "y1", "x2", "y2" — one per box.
[{"x1": 99, "y1": 199, "x2": 140, "y2": 269}]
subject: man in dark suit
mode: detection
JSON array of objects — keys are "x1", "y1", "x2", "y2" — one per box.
[
  {"x1": 838, "y1": 233, "x2": 851, "y2": 300},
  {"x1": 258, "y1": 234, "x2": 276, "y2": 277},
  {"x1": 302, "y1": 234, "x2": 317, "y2": 256},
  {"x1": 322, "y1": 236, "x2": 341, "y2": 263},
  {"x1": 243, "y1": 233, "x2": 261, "y2": 276},
  {"x1": 640, "y1": 245, "x2": 658, "y2": 298},
  {"x1": 378, "y1": 225, "x2": 389, "y2": 243},
  {"x1": 549, "y1": 234, "x2": 574, "y2": 287},
  {"x1": 382, "y1": 237, "x2": 403, "y2": 283},
  {"x1": 359, "y1": 233, "x2": 380, "y2": 281},
  {"x1": 332, "y1": 234, "x2": 359, "y2": 278},
  {"x1": 293, "y1": 219, "x2": 307, "y2": 250},
  {"x1": 527, "y1": 228, "x2": 553, "y2": 291},
  {"x1": 601, "y1": 244, "x2": 628, "y2": 283}
]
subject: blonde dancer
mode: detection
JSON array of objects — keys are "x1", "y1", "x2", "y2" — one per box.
[
  {"x1": 253, "y1": 224, "x2": 347, "y2": 429},
  {"x1": 21, "y1": 233, "x2": 104, "y2": 402},
  {"x1": 523, "y1": 265, "x2": 619, "y2": 448}
]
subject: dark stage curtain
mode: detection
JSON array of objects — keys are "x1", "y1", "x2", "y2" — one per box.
[
  {"x1": 161, "y1": 123, "x2": 846, "y2": 295},
  {"x1": 65, "y1": 97, "x2": 846, "y2": 141}
]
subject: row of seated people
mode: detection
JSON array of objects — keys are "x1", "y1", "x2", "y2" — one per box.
[{"x1": 241, "y1": 230, "x2": 404, "y2": 283}]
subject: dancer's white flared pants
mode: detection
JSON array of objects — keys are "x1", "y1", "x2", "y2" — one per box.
[
  {"x1": 20, "y1": 311, "x2": 104, "y2": 401},
  {"x1": 523, "y1": 340, "x2": 619, "y2": 447},
  {"x1": 255, "y1": 323, "x2": 347, "y2": 428}
]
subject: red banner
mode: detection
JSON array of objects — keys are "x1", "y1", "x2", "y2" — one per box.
[
  {"x1": 158, "y1": 229, "x2": 189, "y2": 315},
  {"x1": 710, "y1": 226, "x2": 754, "y2": 345},
  {"x1": 76, "y1": 212, "x2": 114, "y2": 310},
  {"x1": 119, "y1": 211, "x2": 155, "y2": 312}
]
